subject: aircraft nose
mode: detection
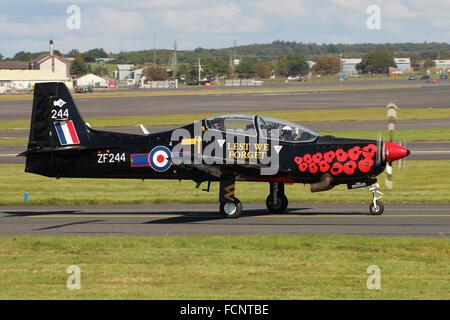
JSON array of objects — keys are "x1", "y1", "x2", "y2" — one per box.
[{"x1": 385, "y1": 142, "x2": 410, "y2": 162}]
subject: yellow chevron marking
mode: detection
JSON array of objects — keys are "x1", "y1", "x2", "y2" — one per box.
[{"x1": 224, "y1": 184, "x2": 235, "y2": 201}]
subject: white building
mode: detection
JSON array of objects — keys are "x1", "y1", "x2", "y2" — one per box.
[
  {"x1": 116, "y1": 64, "x2": 134, "y2": 81},
  {"x1": 30, "y1": 41, "x2": 70, "y2": 78},
  {"x1": 341, "y1": 59, "x2": 362, "y2": 75},
  {"x1": 0, "y1": 70, "x2": 70, "y2": 93},
  {"x1": 434, "y1": 60, "x2": 450, "y2": 70},
  {"x1": 75, "y1": 73, "x2": 108, "y2": 88},
  {"x1": 394, "y1": 58, "x2": 412, "y2": 73}
]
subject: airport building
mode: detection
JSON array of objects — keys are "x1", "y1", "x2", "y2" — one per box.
[
  {"x1": 0, "y1": 70, "x2": 70, "y2": 93},
  {"x1": 434, "y1": 60, "x2": 450, "y2": 71},
  {"x1": 30, "y1": 40, "x2": 70, "y2": 79},
  {"x1": 393, "y1": 58, "x2": 412, "y2": 73},
  {"x1": 341, "y1": 57, "x2": 412, "y2": 74},
  {"x1": 115, "y1": 64, "x2": 135, "y2": 81},
  {"x1": 341, "y1": 59, "x2": 362, "y2": 75},
  {"x1": 75, "y1": 73, "x2": 109, "y2": 88}
]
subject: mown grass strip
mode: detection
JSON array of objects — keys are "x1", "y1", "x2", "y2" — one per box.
[
  {"x1": 0, "y1": 160, "x2": 449, "y2": 206},
  {"x1": 1, "y1": 107, "x2": 450, "y2": 130},
  {"x1": 0, "y1": 235, "x2": 448, "y2": 299}
]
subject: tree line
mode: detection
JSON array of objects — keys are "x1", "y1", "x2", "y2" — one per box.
[{"x1": 3, "y1": 40, "x2": 449, "y2": 78}]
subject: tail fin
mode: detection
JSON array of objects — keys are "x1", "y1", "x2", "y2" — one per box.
[{"x1": 27, "y1": 82, "x2": 90, "y2": 151}]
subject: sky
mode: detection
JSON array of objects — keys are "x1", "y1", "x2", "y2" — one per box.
[{"x1": 1, "y1": 0, "x2": 450, "y2": 57}]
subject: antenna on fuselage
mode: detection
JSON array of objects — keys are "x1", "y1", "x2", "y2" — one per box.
[{"x1": 137, "y1": 124, "x2": 150, "y2": 136}]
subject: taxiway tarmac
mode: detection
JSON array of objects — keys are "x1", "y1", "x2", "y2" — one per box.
[
  {"x1": 1, "y1": 84, "x2": 450, "y2": 120},
  {"x1": 0, "y1": 204, "x2": 448, "y2": 237}
]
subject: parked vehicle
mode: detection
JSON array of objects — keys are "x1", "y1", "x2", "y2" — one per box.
[
  {"x1": 75, "y1": 85, "x2": 94, "y2": 93},
  {"x1": 408, "y1": 75, "x2": 417, "y2": 80},
  {"x1": 439, "y1": 74, "x2": 448, "y2": 80}
]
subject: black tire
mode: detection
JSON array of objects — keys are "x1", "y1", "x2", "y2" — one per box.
[
  {"x1": 220, "y1": 197, "x2": 242, "y2": 219},
  {"x1": 266, "y1": 194, "x2": 288, "y2": 213},
  {"x1": 369, "y1": 201, "x2": 384, "y2": 215}
]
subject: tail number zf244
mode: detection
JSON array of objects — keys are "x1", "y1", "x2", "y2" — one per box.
[{"x1": 97, "y1": 152, "x2": 126, "y2": 164}]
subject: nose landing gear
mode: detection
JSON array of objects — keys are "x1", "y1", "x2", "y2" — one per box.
[{"x1": 368, "y1": 183, "x2": 384, "y2": 215}]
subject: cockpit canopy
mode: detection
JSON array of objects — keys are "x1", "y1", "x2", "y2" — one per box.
[{"x1": 205, "y1": 114, "x2": 318, "y2": 142}]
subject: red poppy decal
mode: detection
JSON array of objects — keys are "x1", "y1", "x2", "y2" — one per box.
[
  {"x1": 358, "y1": 158, "x2": 374, "y2": 173},
  {"x1": 319, "y1": 160, "x2": 330, "y2": 173},
  {"x1": 330, "y1": 162, "x2": 343, "y2": 176},
  {"x1": 343, "y1": 160, "x2": 357, "y2": 175},
  {"x1": 294, "y1": 143, "x2": 377, "y2": 176},
  {"x1": 335, "y1": 149, "x2": 348, "y2": 162},
  {"x1": 298, "y1": 162, "x2": 309, "y2": 172},
  {"x1": 348, "y1": 146, "x2": 361, "y2": 161},
  {"x1": 303, "y1": 154, "x2": 312, "y2": 163},
  {"x1": 324, "y1": 151, "x2": 335, "y2": 162},
  {"x1": 309, "y1": 163, "x2": 319, "y2": 174},
  {"x1": 362, "y1": 144, "x2": 377, "y2": 159},
  {"x1": 312, "y1": 153, "x2": 323, "y2": 163}
]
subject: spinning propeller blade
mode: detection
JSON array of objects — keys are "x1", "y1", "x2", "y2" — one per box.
[{"x1": 384, "y1": 103, "x2": 409, "y2": 190}]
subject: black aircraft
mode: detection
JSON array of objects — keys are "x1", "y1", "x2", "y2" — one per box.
[{"x1": 21, "y1": 82, "x2": 410, "y2": 218}]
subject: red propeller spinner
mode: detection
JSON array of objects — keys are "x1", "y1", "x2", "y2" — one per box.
[{"x1": 384, "y1": 142, "x2": 410, "y2": 162}]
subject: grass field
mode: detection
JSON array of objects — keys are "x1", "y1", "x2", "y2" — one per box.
[
  {"x1": 0, "y1": 235, "x2": 448, "y2": 299},
  {"x1": 1, "y1": 107, "x2": 449, "y2": 130},
  {"x1": 0, "y1": 160, "x2": 449, "y2": 206}
]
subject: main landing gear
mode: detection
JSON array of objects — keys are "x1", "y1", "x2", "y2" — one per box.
[
  {"x1": 219, "y1": 179, "x2": 289, "y2": 218},
  {"x1": 219, "y1": 177, "x2": 242, "y2": 219},
  {"x1": 368, "y1": 183, "x2": 384, "y2": 215},
  {"x1": 266, "y1": 182, "x2": 288, "y2": 213}
]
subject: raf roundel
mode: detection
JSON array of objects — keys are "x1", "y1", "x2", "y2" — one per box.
[{"x1": 149, "y1": 146, "x2": 172, "y2": 172}]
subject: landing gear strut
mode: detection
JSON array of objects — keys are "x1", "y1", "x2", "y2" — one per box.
[
  {"x1": 266, "y1": 182, "x2": 288, "y2": 213},
  {"x1": 368, "y1": 183, "x2": 384, "y2": 215},
  {"x1": 219, "y1": 177, "x2": 242, "y2": 219}
]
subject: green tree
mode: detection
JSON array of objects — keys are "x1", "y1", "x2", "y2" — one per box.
[
  {"x1": 275, "y1": 55, "x2": 289, "y2": 76},
  {"x1": 13, "y1": 51, "x2": 34, "y2": 61},
  {"x1": 275, "y1": 54, "x2": 309, "y2": 76},
  {"x1": 235, "y1": 58, "x2": 258, "y2": 78},
  {"x1": 82, "y1": 48, "x2": 108, "y2": 63},
  {"x1": 423, "y1": 59, "x2": 436, "y2": 70},
  {"x1": 313, "y1": 56, "x2": 341, "y2": 75},
  {"x1": 66, "y1": 49, "x2": 80, "y2": 58},
  {"x1": 93, "y1": 65, "x2": 108, "y2": 77},
  {"x1": 356, "y1": 50, "x2": 397, "y2": 74},
  {"x1": 143, "y1": 66, "x2": 169, "y2": 81},
  {"x1": 0, "y1": 53, "x2": 3, "y2": 60},
  {"x1": 254, "y1": 63, "x2": 271, "y2": 78},
  {"x1": 204, "y1": 57, "x2": 229, "y2": 77},
  {"x1": 70, "y1": 53, "x2": 89, "y2": 76}
]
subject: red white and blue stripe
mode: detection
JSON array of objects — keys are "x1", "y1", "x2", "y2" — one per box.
[{"x1": 54, "y1": 120, "x2": 80, "y2": 145}]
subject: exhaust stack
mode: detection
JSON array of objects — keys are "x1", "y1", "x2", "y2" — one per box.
[{"x1": 311, "y1": 174, "x2": 335, "y2": 193}]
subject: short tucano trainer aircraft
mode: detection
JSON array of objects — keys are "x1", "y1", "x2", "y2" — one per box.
[{"x1": 21, "y1": 83, "x2": 410, "y2": 218}]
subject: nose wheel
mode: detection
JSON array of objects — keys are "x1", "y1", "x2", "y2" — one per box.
[{"x1": 368, "y1": 183, "x2": 384, "y2": 215}]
